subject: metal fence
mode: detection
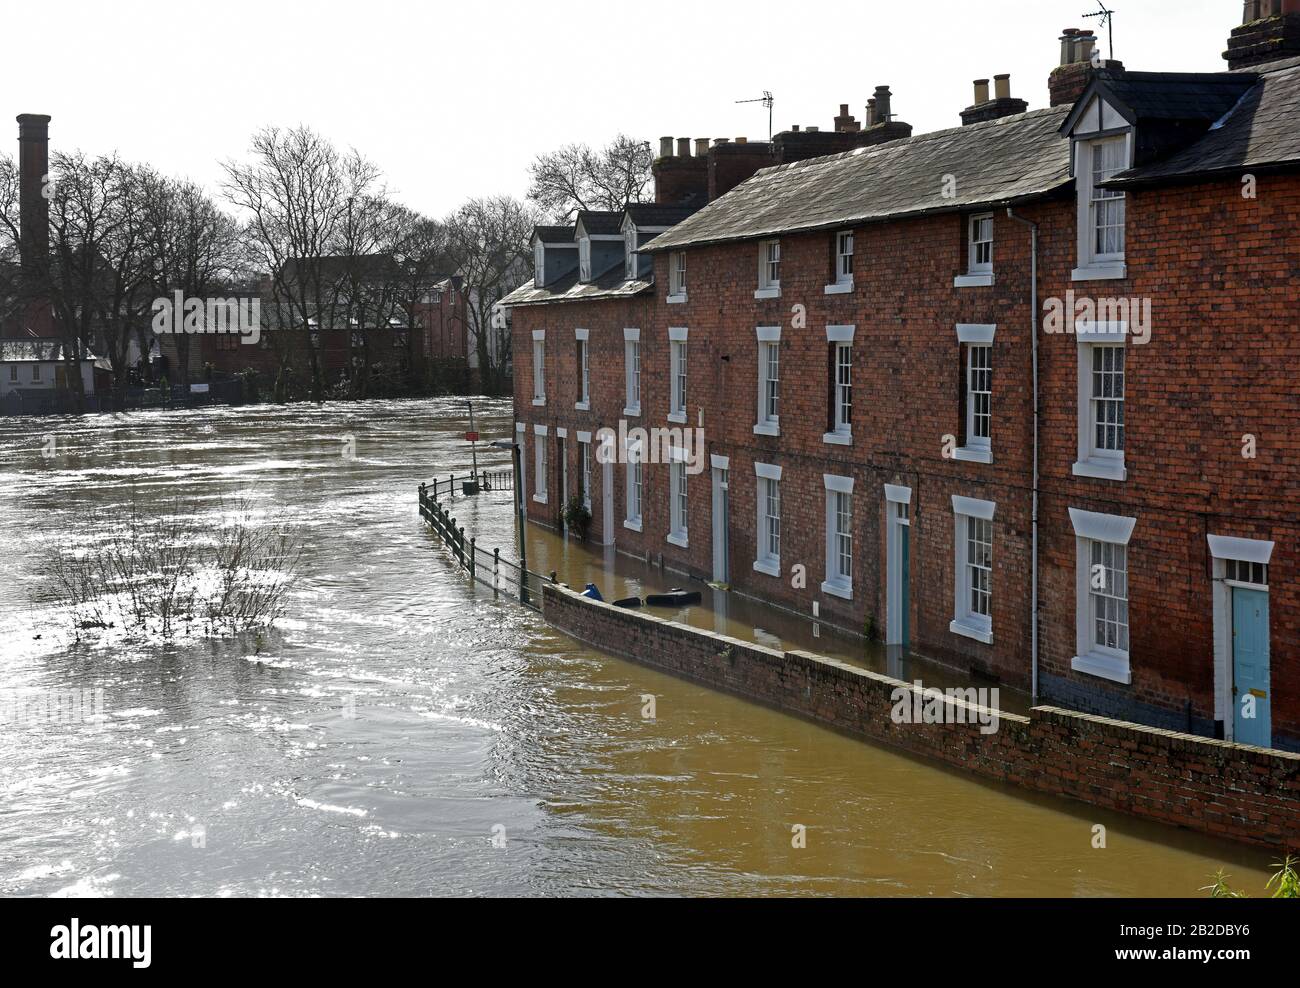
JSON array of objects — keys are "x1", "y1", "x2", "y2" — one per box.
[{"x1": 418, "y1": 473, "x2": 547, "y2": 612}]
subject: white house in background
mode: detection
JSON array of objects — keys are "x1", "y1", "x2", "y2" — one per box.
[{"x1": 0, "y1": 340, "x2": 96, "y2": 398}]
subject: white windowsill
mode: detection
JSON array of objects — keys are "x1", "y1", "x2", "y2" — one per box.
[
  {"x1": 666, "y1": 531, "x2": 689, "y2": 549},
  {"x1": 1072, "y1": 650, "x2": 1132, "y2": 685},
  {"x1": 753, "y1": 422, "x2": 780, "y2": 437},
  {"x1": 821, "y1": 580, "x2": 853, "y2": 601},
  {"x1": 667, "y1": 411, "x2": 686, "y2": 424},
  {"x1": 623, "y1": 406, "x2": 641, "y2": 418},
  {"x1": 575, "y1": 401, "x2": 590, "y2": 412},
  {"x1": 953, "y1": 446, "x2": 993, "y2": 464},
  {"x1": 754, "y1": 287, "x2": 781, "y2": 300},
  {"x1": 753, "y1": 559, "x2": 780, "y2": 578},
  {"x1": 1072, "y1": 261, "x2": 1127, "y2": 282},
  {"x1": 824, "y1": 281, "x2": 853, "y2": 295},
  {"x1": 531, "y1": 398, "x2": 545, "y2": 407},
  {"x1": 666, "y1": 293, "x2": 688, "y2": 305},
  {"x1": 950, "y1": 618, "x2": 993, "y2": 645},
  {"x1": 532, "y1": 493, "x2": 549, "y2": 505},
  {"x1": 823, "y1": 431, "x2": 853, "y2": 446},
  {"x1": 1073, "y1": 458, "x2": 1126, "y2": 482},
  {"x1": 953, "y1": 272, "x2": 995, "y2": 288},
  {"x1": 624, "y1": 518, "x2": 643, "y2": 533}
]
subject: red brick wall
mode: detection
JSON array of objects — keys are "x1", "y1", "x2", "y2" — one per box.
[
  {"x1": 544, "y1": 582, "x2": 1300, "y2": 850},
  {"x1": 513, "y1": 173, "x2": 1300, "y2": 749}
]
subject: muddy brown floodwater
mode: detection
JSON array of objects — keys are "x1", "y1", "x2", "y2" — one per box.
[{"x1": 0, "y1": 399, "x2": 1275, "y2": 896}]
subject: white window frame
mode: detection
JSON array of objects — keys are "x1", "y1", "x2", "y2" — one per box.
[
  {"x1": 755, "y1": 239, "x2": 781, "y2": 298},
  {"x1": 1069, "y1": 507, "x2": 1136, "y2": 684},
  {"x1": 667, "y1": 447, "x2": 689, "y2": 547},
  {"x1": 950, "y1": 496, "x2": 996, "y2": 644},
  {"x1": 625, "y1": 227, "x2": 637, "y2": 281},
  {"x1": 821, "y1": 474, "x2": 854, "y2": 599},
  {"x1": 1073, "y1": 323, "x2": 1127, "y2": 481},
  {"x1": 578, "y1": 237, "x2": 592, "y2": 282},
  {"x1": 531, "y1": 330, "x2": 545, "y2": 406},
  {"x1": 968, "y1": 213, "x2": 994, "y2": 274},
  {"x1": 753, "y1": 462, "x2": 782, "y2": 577},
  {"x1": 823, "y1": 325, "x2": 855, "y2": 445},
  {"x1": 577, "y1": 432, "x2": 592, "y2": 510},
  {"x1": 1073, "y1": 133, "x2": 1130, "y2": 281},
  {"x1": 952, "y1": 325, "x2": 994, "y2": 463},
  {"x1": 623, "y1": 327, "x2": 641, "y2": 416},
  {"x1": 532, "y1": 424, "x2": 549, "y2": 504},
  {"x1": 533, "y1": 242, "x2": 545, "y2": 286},
  {"x1": 754, "y1": 326, "x2": 781, "y2": 436},
  {"x1": 668, "y1": 251, "x2": 687, "y2": 303},
  {"x1": 624, "y1": 438, "x2": 644, "y2": 532},
  {"x1": 826, "y1": 230, "x2": 854, "y2": 294},
  {"x1": 669, "y1": 327, "x2": 688, "y2": 423},
  {"x1": 574, "y1": 328, "x2": 590, "y2": 410}
]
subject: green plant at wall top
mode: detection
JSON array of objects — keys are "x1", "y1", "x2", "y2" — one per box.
[
  {"x1": 1203, "y1": 856, "x2": 1299, "y2": 898},
  {"x1": 563, "y1": 496, "x2": 592, "y2": 541}
]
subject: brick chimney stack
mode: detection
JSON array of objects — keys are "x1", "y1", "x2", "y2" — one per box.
[
  {"x1": 1225, "y1": 0, "x2": 1300, "y2": 69},
  {"x1": 834, "y1": 104, "x2": 861, "y2": 133},
  {"x1": 17, "y1": 114, "x2": 51, "y2": 267},
  {"x1": 653, "y1": 135, "x2": 709, "y2": 206},
  {"x1": 961, "y1": 73, "x2": 1029, "y2": 125},
  {"x1": 1049, "y1": 28, "x2": 1124, "y2": 106},
  {"x1": 16, "y1": 113, "x2": 55, "y2": 337}
]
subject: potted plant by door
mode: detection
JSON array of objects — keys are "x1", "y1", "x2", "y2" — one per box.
[{"x1": 562, "y1": 496, "x2": 592, "y2": 541}]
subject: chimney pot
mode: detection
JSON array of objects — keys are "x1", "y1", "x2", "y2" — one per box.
[
  {"x1": 735, "y1": 136, "x2": 748, "y2": 144},
  {"x1": 694, "y1": 138, "x2": 710, "y2": 157},
  {"x1": 676, "y1": 137, "x2": 691, "y2": 158},
  {"x1": 973, "y1": 78, "x2": 990, "y2": 104},
  {"x1": 714, "y1": 137, "x2": 730, "y2": 146},
  {"x1": 792, "y1": 124, "x2": 800, "y2": 132},
  {"x1": 994, "y1": 74, "x2": 1011, "y2": 99},
  {"x1": 873, "y1": 85, "x2": 893, "y2": 123},
  {"x1": 659, "y1": 136, "x2": 674, "y2": 158},
  {"x1": 807, "y1": 126, "x2": 819, "y2": 132},
  {"x1": 840, "y1": 104, "x2": 849, "y2": 115},
  {"x1": 866, "y1": 98, "x2": 878, "y2": 126}
]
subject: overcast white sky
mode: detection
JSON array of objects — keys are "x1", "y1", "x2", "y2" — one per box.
[{"x1": 0, "y1": 0, "x2": 1238, "y2": 218}]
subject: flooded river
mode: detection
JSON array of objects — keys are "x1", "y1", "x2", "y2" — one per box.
[{"x1": 0, "y1": 399, "x2": 1275, "y2": 896}]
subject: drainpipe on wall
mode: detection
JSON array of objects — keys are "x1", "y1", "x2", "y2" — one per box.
[{"x1": 1007, "y1": 207, "x2": 1040, "y2": 703}]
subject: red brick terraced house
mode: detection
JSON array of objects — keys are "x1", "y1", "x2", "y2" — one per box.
[{"x1": 506, "y1": 7, "x2": 1300, "y2": 753}]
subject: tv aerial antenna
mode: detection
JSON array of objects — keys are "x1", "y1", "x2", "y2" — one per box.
[
  {"x1": 1083, "y1": 2, "x2": 1116, "y2": 62},
  {"x1": 736, "y1": 91, "x2": 774, "y2": 141}
]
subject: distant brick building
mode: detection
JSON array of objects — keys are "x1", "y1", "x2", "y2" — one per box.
[{"x1": 508, "y1": 7, "x2": 1300, "y2": 752}]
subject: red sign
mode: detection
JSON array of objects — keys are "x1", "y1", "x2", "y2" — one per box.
[{"x1": 465, "y1": 432, "x2": 479, "y2": 442}]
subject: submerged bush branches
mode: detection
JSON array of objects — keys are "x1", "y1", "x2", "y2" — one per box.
[{"x1": 47, "y1": 498, "x2": 303, "y2": 642}]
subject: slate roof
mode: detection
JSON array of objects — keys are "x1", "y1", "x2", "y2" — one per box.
[
  {"x1": 534, "y1": 226, "x2": 577, "y2": 245},
  {"x1": 1106, "y1": 58, "x2": 1300, "y2": 188},
  {"x1": 642, "y1": 106, "x2": 1073, "y2": 253},
  {"x1": 574, "y1": 210, "x2": 624, "y2": 236},
  {"x1": 500, "y1": 265, "x2": 652, "y2": 309},
  {"x1": 1085, "y1": 70, "x2": 1258, "y2": 125},
  {"x1": 624, "y1": 204, "x2": 700, "y2": 227}
]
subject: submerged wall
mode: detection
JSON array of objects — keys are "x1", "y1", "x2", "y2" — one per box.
[{"x1": 543, "y1": 583, "x2": 1300, "y2": 850}]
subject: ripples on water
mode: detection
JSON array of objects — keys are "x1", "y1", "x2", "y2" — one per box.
[{"x1": 0, "y1": 399, "x2": 1274, "y2": 897}]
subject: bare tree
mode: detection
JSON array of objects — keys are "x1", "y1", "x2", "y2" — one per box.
[
  {"x1": 222, "y1": 126, "x2": 383, "y2": 402},
  {"x1": 526, "y1": 134, "x2": 653, "y2": 223},
  {"x1": 143, "y1": 176, "x2": 245, "y2": 387},
  {"x1": 444, "y1": 195, "x2": 536, "y2": 394}
]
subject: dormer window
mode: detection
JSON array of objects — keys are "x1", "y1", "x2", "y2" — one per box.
[
  {"x1": 1064, "y1": 91, "x2": 1131, "y2": 282},
  {"x1": 755, "y1": 239, "x2": 781, "y2": 299},
  {"x1": 578, "y1": 238, "x2": 592, "y2": 282},
  {"x1": 1088, "y1": 138, "x2": 1127, "y2": 259}
]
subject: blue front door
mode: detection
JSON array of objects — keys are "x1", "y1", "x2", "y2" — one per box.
[{"x1": 1232, "y1": 588, "x2": 1271, "y2": 748}]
